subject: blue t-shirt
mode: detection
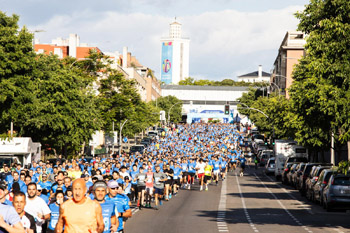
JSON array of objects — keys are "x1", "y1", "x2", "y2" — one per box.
[
  {"x1": 213, "y1": 161, "x2": 221, "y2": 171},
  {"x1": 100, "y1": 201, "x2": 116, "y2": 233},
  {"x1": 48, "y1": 203, "x2": 60, "y2": 230},
  {"x1": 105, "y1": 194, "x2": 130, "y2": 232}
]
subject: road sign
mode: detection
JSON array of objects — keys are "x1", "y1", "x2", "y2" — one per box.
[{"x1": 123, "y1": 137, "x2": 128, "y2": 143}]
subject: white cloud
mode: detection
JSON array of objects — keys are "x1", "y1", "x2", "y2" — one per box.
[{"x1": 32, "y1": 5, "x2": 305, "y2": 80}]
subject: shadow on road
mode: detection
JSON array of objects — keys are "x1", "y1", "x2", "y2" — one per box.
[{"x1": 195, "y1": 207, "x2": 350, "y2": 229}]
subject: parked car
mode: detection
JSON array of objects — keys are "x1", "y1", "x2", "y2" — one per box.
[
  {"x1": 255, "y1": 144, "x2": 269, "y2": 156},
  {"x1": 313, "y1": 169, "x2": 338, "y2": 204},
  {"x1": 298, "y1": 163, "x2": 325, "y2": 195},
  {"x1": 147, "y1": 130, "x2": 158, "y2": 137},
  {"x1": 265, "y1": 157, "x2": 276, "y2": 175},
  {"x1": 282, "y1": 162, "x2": 298, "y2": 185},
  {"x1": 292, "y1": 163, "x2": 306, "y2": 189},
  {"x1": 130, "y1": 145, "x2": 145, "y2": 154},
  {"x1": 322, "y1": 174, "x2": 350, "y2": 211},
  {"x1": 285, "y1": 156, "x2": 308, "y2": 164},
  {"x1": 287, "y1": 163, "x2": 300, "y2": 185},
  {"x1": 305, "y1": 165, "x2": 332, "y2": 201},
  {"x1": 259, "y1": 150, "x2": 274, "y2": 166}
]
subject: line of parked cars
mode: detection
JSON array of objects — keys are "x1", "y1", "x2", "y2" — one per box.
[
  {"x1": 269, "y1": 159, "x2": 350, "y2": 212},
  {"x1": 130, "y1": 127, "x2": 164, "y2": 154}
]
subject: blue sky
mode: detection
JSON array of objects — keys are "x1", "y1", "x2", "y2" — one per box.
[{"x1": 1, "y1": 0, "x2": 310, "y2": 80}]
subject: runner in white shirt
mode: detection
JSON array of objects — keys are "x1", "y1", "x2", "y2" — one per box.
[
  {"x1": 195, "y1": 158, "x2": 206, "y2": 191},
  {"x1": 25, "y1": 182, "x2": 51, "y2": 233}
]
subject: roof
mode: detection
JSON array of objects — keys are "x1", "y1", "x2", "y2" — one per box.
[
  {"x1": 170, "y1": 21, "x2": 182, "y2": 25},
  {"x1": 161, "y1": 85, "x2": 249, "y2": 91},
  {"x1": 238, "y1": 71, "x2": 270, "y2": 78}
]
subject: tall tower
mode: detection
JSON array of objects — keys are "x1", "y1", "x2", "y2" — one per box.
[{"x1": 161, "y1": 20, "x2": 190, "y2": 84}]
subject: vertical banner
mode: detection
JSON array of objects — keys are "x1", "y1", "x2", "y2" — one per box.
[{"x1": 161, "y1": 42, "x2": 173, "y2": 84}]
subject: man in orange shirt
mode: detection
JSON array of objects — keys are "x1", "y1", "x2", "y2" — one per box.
[{"x1": 54, "y1": 178, "x2": 104, "y2": 233}]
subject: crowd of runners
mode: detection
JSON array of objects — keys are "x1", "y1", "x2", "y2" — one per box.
[{"x1": 0, "y1": 123, "x2": 249, "y2": 233}]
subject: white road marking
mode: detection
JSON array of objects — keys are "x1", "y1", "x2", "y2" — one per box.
[
  {"x1": 217, "y1": 175, "x2": 229, "y2": 233},
  {"x1": 236, "y1": 174, "x2": 260, "y2": 233},
  {"x1": 255, "y1": 173, "x2": 313, "y2": 233},
  {"x1": 264, "y1": 174, "x2": 314, "y2": 215}
]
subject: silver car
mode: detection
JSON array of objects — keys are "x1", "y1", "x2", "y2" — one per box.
[
  {"x1": 265, "y1": 157, "x2": 276, "y2": 175},
  {"x1": 322, "y1": 174, "x2": 350, "y2": 211}
]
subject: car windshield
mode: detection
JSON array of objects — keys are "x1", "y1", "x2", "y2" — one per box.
[{"x1": 333, "y1": 177, "x2": 350, "y2": 186}]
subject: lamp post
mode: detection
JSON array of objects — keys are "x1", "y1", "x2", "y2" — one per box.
[
  {"x1": 119, "y1": 119, "x2": 128, "y2": 156},
  {"x1": 167, "y1": 102, "x2": 182, "y2": 125},
  {"x1": 269, "y1": 82, "x2": 281, "y2": 97},
  {"x1": 238, "y1": 103, "x2": 275, "y2": 139}
]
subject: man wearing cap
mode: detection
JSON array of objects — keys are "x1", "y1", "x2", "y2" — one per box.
[
  {"x1": 92, "y1": 181, "x2": 118, "y2": 233},
  {"x1": 38, "y1": 173, "x2": 52, "y2": 192},
  {"x1": 36, "y1": 184, "x2": 49, "y2": 204},
  {"x1": 0, "y1": 182, "x2": 25, "y2": 233},
  {"x1": 105, "y1": 181, "x2": 132, "y2": 233},
  {"x1": 81, "y1": 173, "x2": 93, "y2": 190}
]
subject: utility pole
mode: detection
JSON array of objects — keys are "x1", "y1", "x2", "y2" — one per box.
[
  {"x1": 119, "y1": 119, "x2": 128, "y2": 157},
  {"x1": 331, "y1": 132, "x2": 335, "y2": 165},
  {"x1": 112, "y1": 122, "x2": 115, "y2": 154}
]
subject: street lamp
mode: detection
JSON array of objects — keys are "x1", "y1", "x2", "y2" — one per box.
[
  {"x1": 69, "y1": 58, "x2": 92, "y2": 69},
  {"x1": 167, "y1": 102, "x2": 182, "y2": 124},
  {"x1": 119, "y1": 119, "x2": 128, "y2": 156},
  {"x1": 238, "y1": 103, "x2": 275, "y2": 139},
  {"x1": 269, "y1": 82, "x2": 281, "y2": 97}
]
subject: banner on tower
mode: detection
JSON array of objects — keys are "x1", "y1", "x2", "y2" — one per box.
[{"x1": 161, "y1": 42, "x2": 173, "y2": 84}]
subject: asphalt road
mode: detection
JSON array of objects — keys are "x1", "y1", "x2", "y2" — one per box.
[{"x1": 125, "y1": 165, "x2": 350, "y2": 233}]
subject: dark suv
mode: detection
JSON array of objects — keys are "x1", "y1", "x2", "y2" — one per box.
[
  {"x1": 298, "y1": 163, "x2": 325, "y2": 195},
  {"x1": 305, "y1": 164, "x2": 332, "y2": 201}
]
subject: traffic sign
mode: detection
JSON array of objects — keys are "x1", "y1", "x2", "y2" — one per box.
[{"x1": 123, "y1": 137, "x2": 128, "y2": 143}]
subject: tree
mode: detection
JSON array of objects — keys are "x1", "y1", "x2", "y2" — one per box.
[
  {"x1": 151, "y1": 96, "x2": 182, "y2": 123},
  {"x1": 98, "y1": 67, "x2": 159, "y2": 137},
  {"x1": 292, "y1": 0, "x2": 350, "y2": 158},
  {"x1": 0, "y1": 12, "x2": 36, "y2": 133},
  {"x1": 178, "y1": 77, "x2": 194, "y2": 85}
]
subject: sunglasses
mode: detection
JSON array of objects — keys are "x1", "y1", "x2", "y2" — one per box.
[{"x1": 110, "y1": 187, "x2": 118, "y2": 190}]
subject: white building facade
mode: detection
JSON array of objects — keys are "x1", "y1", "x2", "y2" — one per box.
[
  {"x1": 160, "y1": 21, "x2": 190, "y2": 85},
  {"x1": 161, "y1": 85, "x2": 249, "y2": 123},
  {"x1": 237, "y1": 65, "x2": 270, "y2": 83}
]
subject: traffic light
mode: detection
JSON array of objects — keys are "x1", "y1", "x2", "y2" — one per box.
[{"x1": 224, "y1": 105, "x2": 230, "y2": 115}]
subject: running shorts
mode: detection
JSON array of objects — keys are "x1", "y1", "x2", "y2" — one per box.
[
  {"x1": 204, "y1": 176, "x2": 211, "y2": 183},
  {"x1": 154, "y1": 188, "x2": 164, "y2": 195},
  {"x1": 198, "y1": 173, "x2": 204, "y2": 179},
  {"x1": 165, "y1": 180, "x2": 173, "y2": 185},
  {"x1": 188, "y1": 172, "x2": 195, "y2": 177},
  {"x1": 137, "y1": 185, "x2": 146, "y2": 191}
]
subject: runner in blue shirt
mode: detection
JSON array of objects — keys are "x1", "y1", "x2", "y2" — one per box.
[
  {"x1": 105, "y1": 180, "x2": 132, "y2": 232},
  {"x1": 48, "y1": 190, "x2": 64, "y2": 233},
  {"x1": 93, "y1": 181, "x2": 118, "y2": 233}
]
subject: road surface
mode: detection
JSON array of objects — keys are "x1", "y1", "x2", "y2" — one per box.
[{"x1": 125, "y1": 165, "x2": 350, "y2": 233}]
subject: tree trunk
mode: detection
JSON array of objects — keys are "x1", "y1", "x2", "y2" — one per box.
[{"x1": 348, "y1": 141, "x2": 350, "y2": 161}]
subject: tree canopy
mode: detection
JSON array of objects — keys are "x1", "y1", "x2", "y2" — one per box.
[
  {"x1": 0, "y1": 11, "x2": 160, "y2": 156},
  {"x1": 178, "y1": 77, "x2": 268, "y2": 87}
]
